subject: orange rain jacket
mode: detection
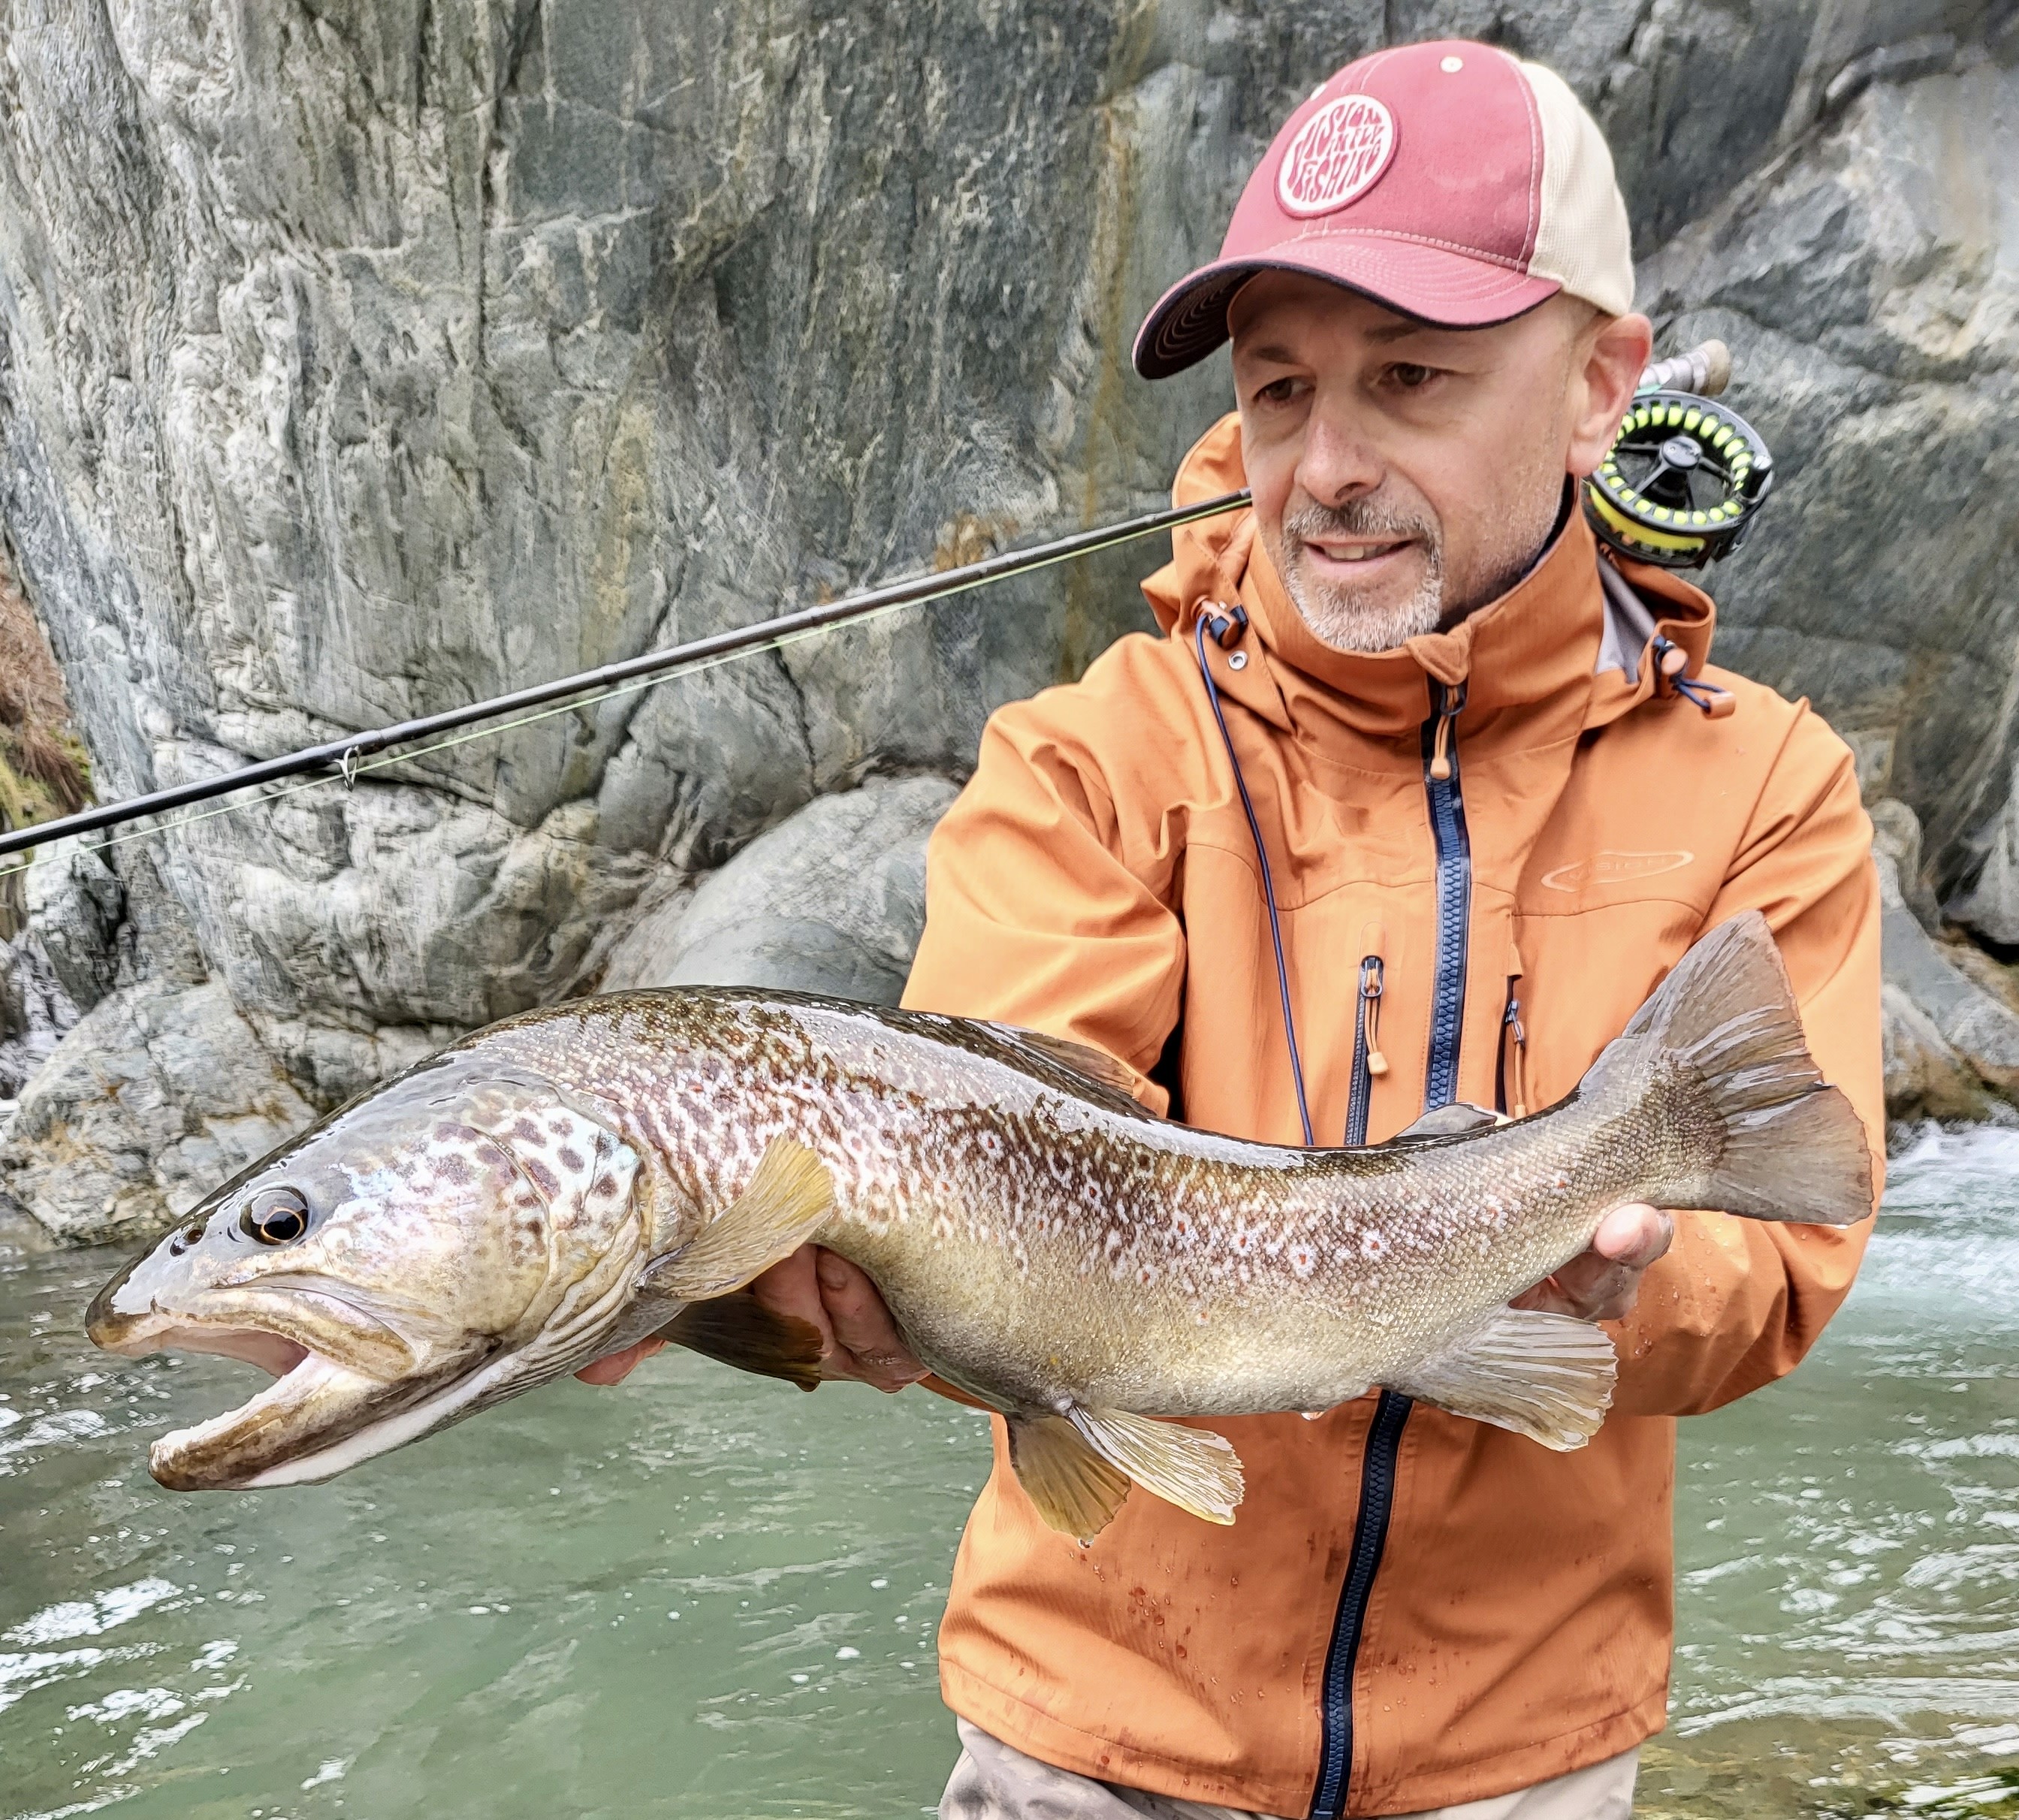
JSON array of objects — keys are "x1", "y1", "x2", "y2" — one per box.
[{"x1": 901, "y1": 414, "x2": 1884, "y2": 1818}]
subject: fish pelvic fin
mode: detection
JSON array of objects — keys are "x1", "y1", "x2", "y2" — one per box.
[
  {"x1": 1389, "y1": 1308, "x2": 1617, "y2": 1451},
  {"x1": 644, "y1": 1137, "x2": 836, "y2": 1300},
  {"x1": 1006, "y1": 1414, "x2": 1133, "y2": 1541},
  {"x1": 1065, "y1": 1406, "x2": 1244, "y2": 1526},
  {"x1": 1607, "y1": 910, "x2": 1875, "y2": 1226},
  {"x1": 656, "y1": 1291, "x2": 826, "y2": 1392}
]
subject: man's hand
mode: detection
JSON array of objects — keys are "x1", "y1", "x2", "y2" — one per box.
[
  {"x1": 1510, "y1": 1203, "x2": 1674, "y2": 1322},
  {"x1": 574, "y1": 1245, "x2": 928, "y2": 1391}
]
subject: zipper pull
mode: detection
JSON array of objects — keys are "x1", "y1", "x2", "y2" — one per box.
[
  {"x1": 1502, "y1": 993, "x2": 1529, "y2": 1119},
  {"x1": 1427, "y1": 681, "x2": 1465, "y2": 782},
  {"x1": 1360, "y1": 955, "x2": 1388, "y2": 1078}
]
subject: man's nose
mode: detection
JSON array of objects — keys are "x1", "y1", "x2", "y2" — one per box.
[{"x1": 1294, "y1": 403, "x2": 1385, "y2": 506}]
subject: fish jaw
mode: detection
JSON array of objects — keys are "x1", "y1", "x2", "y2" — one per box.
[{"x1": 90, "y1": 1294, "x2": 489, "y2": 1491}]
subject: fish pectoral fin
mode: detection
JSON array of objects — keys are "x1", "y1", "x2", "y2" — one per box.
[
  {"x1": 1387, "y1": 1308, "x2": 1617, "y2": 1451},
  {"x1": 1065, "y1": 1406, "x2": 1245, "y2": 1526},
  {"x1": 656, "y1": 1292, "x2": 826, "y2": 1392},
  {"x1": 1006, "y1": 1414, "x2": 1133, "y2": 1541},
  {"x1": 644, "y1": 1137, "x2": 837, "y2": 1301},
  {"x1": 1380, "y1": 1101, "x2": 1506, "y2": 1144}
]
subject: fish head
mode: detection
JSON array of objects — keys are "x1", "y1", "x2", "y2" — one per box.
[{"x1": 87, "y1": 1051, "x2": 651, "y2": 1491}]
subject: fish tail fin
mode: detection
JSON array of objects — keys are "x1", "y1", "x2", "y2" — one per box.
[{"x1": 1601, "y1": 910, "x2": 1873, "y2": 1226}]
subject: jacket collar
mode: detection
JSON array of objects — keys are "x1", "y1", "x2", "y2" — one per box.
[{"x1": 1140, "y1": 413, "x2": 1720, "y2": 749}]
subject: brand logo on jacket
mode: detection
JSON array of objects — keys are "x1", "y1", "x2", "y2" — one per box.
[
  {"x1": 1276, "y1": 95, "x2": 1397, "y2": 217},
  {"x1": 1539, "y1": 850, "x2": 1695, "y2": 893}
]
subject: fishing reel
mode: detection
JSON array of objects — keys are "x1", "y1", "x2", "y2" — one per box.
[{"x1": 1583, "y1": 340, "x2": 1775, "y2": 570}]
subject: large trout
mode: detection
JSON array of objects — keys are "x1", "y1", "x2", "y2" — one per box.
[{"x1": 87, "y1": 911, "x2": 1873, "y2": 1537}]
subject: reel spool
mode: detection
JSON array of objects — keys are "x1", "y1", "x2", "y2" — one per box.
[{"x1": 1583, "y1": 339, "x2": 1774, "y2": 569}]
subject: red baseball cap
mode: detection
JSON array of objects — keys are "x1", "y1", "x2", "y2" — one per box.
[{"x1": 1133, "y1": 41, "x2": 1634, "y2": 379}]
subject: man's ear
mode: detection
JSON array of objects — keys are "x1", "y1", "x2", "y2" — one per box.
[{"x1": 1565, "y1": 311, "x2": 1654, "y2": 478}]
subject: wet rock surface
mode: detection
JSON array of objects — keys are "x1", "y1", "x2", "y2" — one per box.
[{"x1": 0, "y1": 3, "x2": 2014, "y2": 1236}]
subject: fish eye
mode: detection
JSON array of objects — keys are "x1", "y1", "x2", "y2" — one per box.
[{"x1": 240, "y1": 1187, "x2": 312, "y2": 1247}]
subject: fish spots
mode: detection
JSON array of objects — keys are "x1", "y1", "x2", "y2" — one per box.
[
  {"x1": 557, "y1": 1146, "x2": 586, "y2": 1174},
  {"x1": 523, "y1": 1158, "x2": 561, "y2": 1197},
  {"x1": 590, "y1": 1175, "x2": 620, "y2": 1202},
  {"x1": 1360, "y1": 1230, "x2": 1387, "y2": 1260},
  {"x1": 1289, "y1": 1242, "x2": 1316, "y2": 1279},
  {"x1": 512, "y1": 1118, "x2": 545, "y2": 1146}
]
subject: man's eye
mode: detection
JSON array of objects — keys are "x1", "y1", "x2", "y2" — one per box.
[
  {"x1": 1389, "y1": 363, "x2": 1437, "y2": 390},
  {"x1": 1254, "y1": 377, "x2": 1302, "y2": 406}
]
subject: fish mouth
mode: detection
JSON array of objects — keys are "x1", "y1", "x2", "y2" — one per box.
[{"x1": 90, "y1": 1302, "x2": 480, "y2": 1493}]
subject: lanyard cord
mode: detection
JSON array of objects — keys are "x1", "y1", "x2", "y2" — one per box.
[{"x1": 1191, "y1": 615, "x2": 1314, "y2": 1147}]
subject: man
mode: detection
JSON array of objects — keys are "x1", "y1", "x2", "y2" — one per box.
[{"x1": 587, "y1": 38, "x2": 1882, "y2": 1820}]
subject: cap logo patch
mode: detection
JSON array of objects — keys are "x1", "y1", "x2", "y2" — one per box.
[{"x1": 1276, "y1": 95, "x2": 1396, "y2": 218}]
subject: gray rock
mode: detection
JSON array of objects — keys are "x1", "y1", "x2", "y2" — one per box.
[
  {"x1": 1, "y1": 976, "x2": 315, "y2": 1245},
  {"x1": 0, "y1": 932, "x2": 77, "y2": 1098},
  {"x1": 1880, "y1": 980, "x2": 1990, "y2": 1125},
  {"x1": 25, "y1": 839, "x2": 125, "y2": 1011},
  {"x1": 1877, "y1": 850, "x2": 2019, "y2": 1119},
  {"x1": 604, "y1": 774, "x2": 958, "y2": 1004}
]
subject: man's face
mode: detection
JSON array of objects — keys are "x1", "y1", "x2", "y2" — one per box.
[{"x1": 1229, "y1": 275, "x2": 1651, "y2": 653}]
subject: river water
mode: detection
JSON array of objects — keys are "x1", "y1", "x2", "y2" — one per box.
[{"x1": 2, "y1": 1127, "x2": 2014, "y2": 1820}]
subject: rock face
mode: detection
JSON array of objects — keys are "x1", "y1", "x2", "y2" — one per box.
[
  {"x1": 0, "y1": 3, "x2": 2014, "y2": 1236},
  {"x1": 602, "y1": 775, "x2": 958, "y2": 1003}
]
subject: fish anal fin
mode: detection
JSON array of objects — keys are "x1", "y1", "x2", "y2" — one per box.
[
  {"x1": 657, "y1": 1292, "x2": 825, "y2": 1392},
  {"x1": 1065, "y1": 1406, "x2": 1244, "y2": 1526},
  {"x1": 643, "y1": 1137, "x2": 835, "y2": 1300},
  {"x1": 1006, "y1": 1414, "x2": 1132, "y2": 1541},
  {"x1": 1389, "y1": 1308, "x2": 1617, "y2": 1451},
  {"x1": 1381, "y1": 1102, "x2": 1505, "y2": 1145},
  {"x1": 985, "y1": 1025, "x2": 1149, "y2": 1115}
]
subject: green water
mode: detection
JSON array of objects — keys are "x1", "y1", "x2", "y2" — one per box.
[{"x1": 2, "y1": 1127, "x2": 2015, "y2": 1819}]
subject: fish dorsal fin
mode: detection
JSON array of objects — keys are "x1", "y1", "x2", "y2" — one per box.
[
  {"x1": 656, "y1": 1292, "x2": 826, "y2": 1392},
  {"x1": 1006, "y1": 1414, "x2": 1133, "y2": 1541},
  {"x1": 1380, "y1": 1101, "x2": 1505, "y2": 1145},
  {"x1": 1065, "y1": 1406, "x2": 1244, "y2": 1526},
  {"x1": 643, "y1": 1137, "x2": 835, "y2": 1300},
  {"x1": 1386, "y1": 1308, "x2": 1617, "y2": 1451},
  {"x1": 985, "y1": 1025, "x2": 1148, "y2": 1116}
]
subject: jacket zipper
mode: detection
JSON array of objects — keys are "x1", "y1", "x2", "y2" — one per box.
[
  {"x1": 1311, "y1": 679, "x2": 1473, "y2": 1820},
  {"x1": 1420, "y1": 679, "x2": 1471, "y2": 1109},
  {"x1": 1343, "y1": 952, "x2": 1387, "y2": 1146}
]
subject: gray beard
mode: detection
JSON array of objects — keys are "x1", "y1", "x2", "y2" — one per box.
[
  {"x1": 1266, "y1": 496, "x2": 1563, "y2": 655},
  {"x1": 1266, "y1": 501, "x2": 1444, "y2": 655}
]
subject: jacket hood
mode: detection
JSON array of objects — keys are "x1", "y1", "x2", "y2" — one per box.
[{"x1": 1139, "y1": 413, "x2": 1720, "y2": 744}]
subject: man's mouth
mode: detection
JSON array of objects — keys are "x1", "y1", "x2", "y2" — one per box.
[{"x1": 1305, "y1": 536, "x2": 1414, "y2": 567}]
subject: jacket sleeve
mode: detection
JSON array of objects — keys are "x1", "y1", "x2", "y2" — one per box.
[
  {"x1": 1609, "y1": 704, "x2": 1885, "y2": 1417},
  {"x1": 900, "y1": 683, "x2": 1188, "y2": 1112}
]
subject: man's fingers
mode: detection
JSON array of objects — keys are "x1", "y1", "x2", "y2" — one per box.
[
  {"x1": 815, "y1": 1247, "x2": 928, "y2": 1392},
  {"x1": 575, "y1": 1336, "x2": 667, "y2": 1385},
  {"x1": 1591, "y1": 1203, "x2": 1673, "y2": 1270},
  {"x1": 1510, "y1": 1206, "x2": 1675, "y2": 1321},
  {"x1": 752, "y1": 1248, "x2": 843, "y2": 1362}
]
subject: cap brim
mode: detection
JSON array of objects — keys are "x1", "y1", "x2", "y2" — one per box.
[{"x1": 1132, "y1": 234, "x2": 1562, "y2": 380}]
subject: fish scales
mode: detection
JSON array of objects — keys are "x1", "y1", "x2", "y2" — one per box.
[{"x1": 86, "y1": 912, "x2": 1874, "y2": 1531}]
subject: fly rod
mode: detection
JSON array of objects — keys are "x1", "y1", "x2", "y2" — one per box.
[{"x1": 3, "y1": 490, "x2": 1251, "y2": 861}]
